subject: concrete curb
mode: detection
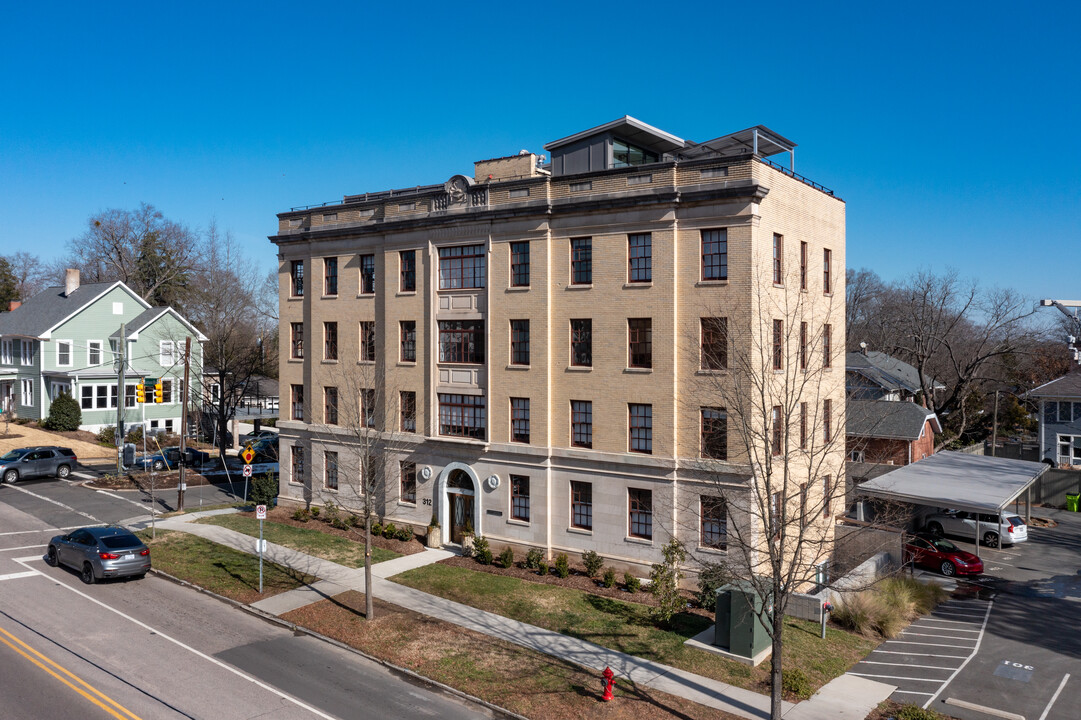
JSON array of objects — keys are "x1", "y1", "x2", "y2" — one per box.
[{"x1": 147, "y1": 567, "x2": 527, "y2": 720}]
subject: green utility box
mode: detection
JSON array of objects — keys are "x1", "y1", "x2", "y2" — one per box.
[
  {"x1": 714, "y1": 581, "x2": 772, "y2": 659},
  {"x1": 1066, "y1": 493, "x2": 1080, "y2": 512}
]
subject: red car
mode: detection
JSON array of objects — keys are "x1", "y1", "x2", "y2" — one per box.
[{"x1": 905, "y1": 532, "x2": 983, "y2": 577}]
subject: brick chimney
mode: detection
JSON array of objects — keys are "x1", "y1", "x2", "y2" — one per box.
[
  {"x1": 64, "y1": 268, "x2": 80, "y2": 297},
  {"x1": 7, "y1": 300, "x2": 20, "y2": 311}
]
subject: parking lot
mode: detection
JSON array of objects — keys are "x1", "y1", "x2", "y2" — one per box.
[{"x1": 849, "y1": 506, "x2": 1081, "y2": 719}]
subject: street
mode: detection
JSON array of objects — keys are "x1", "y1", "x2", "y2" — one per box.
[{"x1": 0, "y1": 480, "x2": 491, "y2": 720}]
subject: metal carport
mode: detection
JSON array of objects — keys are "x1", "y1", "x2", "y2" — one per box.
[{"x1": 855, "y1": 451, "x2": 1049, "y2": 557}]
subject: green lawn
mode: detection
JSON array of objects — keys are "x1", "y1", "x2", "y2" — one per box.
[
  {"x1": 139, "y1": 530, "x2": 316, "y2": 604},
  {"x1": 195, "y1": 514, "x2": 401, "y2": 568},
  {"x1": 392, "y1": 563, "x2": 875, "y2": 694}
]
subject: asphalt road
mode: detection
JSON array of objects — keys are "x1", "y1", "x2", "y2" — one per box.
[{"x1": 0, "y1": 486, "x2": 492, "y2": 720}]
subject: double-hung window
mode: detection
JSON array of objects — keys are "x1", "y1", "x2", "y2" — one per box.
[
  {"x1": 823, "y1": 324, "x2": 832, "y2": 368},
  {"x1": 510, "y1": 242, "x2": 530, "y2": 287},
  {"x1": 56, "y1": 341, "x2": 72, "y2": 367},
  {"x1": 291, "y1": 384, "x2": 304, "y2": 421},
  {"x1": 823, "y1": 248, "x2": 833, "y2": 294},
  {"x1": 571, "y1": 481, "x2": 592, "y2": 530},
  {"x1": 628, "y1": 488, "x2": 652, "y2": 539},
  {"x1": 87, "y1": 340, "x2": 102, "y2": 366},
  {"x1": 400, "y1": 250, "x2": 416, "y2": 292},
  {"x1": 701, "y1": 496, "x2": 727, "y2": 549},
  {"x1": 290, "y1": 323, "x2": 304, "y2": 359},
  {"x1": 361, "y1": 388, "x2": 376, "y2": 428},
  {"x1": 702, "y1": 229, "x2": 727, "y2": 281},
  {"x1": 799, "y1": 241, "x2": 808, "y2": 290},
  {"x1": 401, "y1": 391, "x2": 417, "y2": 433},
  {"x1": 628, "y1": 233, "x2": 651, "y2": 283},
  {"x1": 20, "y1": 340, "x2": 34, "y2": 366},
  {"x1": 570, "y1": 319, "x2": 592, "y2": 366},
  {"x1": 20, "y1": 379, "x2": 33, "y2": 407},
  {"x1": 324, "y1": 257, "x2": 338, "y2": 296},
  {"x1": 771, "y1": 406, "x2": 783, "y2": 455},
  {"x1": 571, "y1": 238, "x2": 592, "y2": 285},
  {"x1": 400, "y1": 462, "x2": 417, "y2": 504},
  {"x1": 511, "y1": 397, "x2": 530, "y2": 443},
  {"x1": 324, "y1": 387, "x2": 338, "y2": 425},
  {"x1": 628, "y1": 318, "x2": 652, "y2": 368},
  {"x1": 511, "y1": 475, "x2": 530, "y2": 521},
  {"x1": 360, "y1": 322, "x2": 376, "y2": 362},
  {"x1": 400, "y1": 321, "x2": 416, "y2": 362},
  {"x1": 324, "y1": 322, "x2": 338, "y2": 361},
  {"x1": 510, "y1": 320, "x2": 530, "y2": 365},
  {"x1": 160, "y1": 340, "x2": 176, "y2": 367},
  {"x1": 629, "y1": 404, "x2": 652, "y2": 454},
  {"x1": 772, "y1": 320, "x2": 784, "y2": 370},
  {"x1": 291, "y1": 260, "x2": 304, "y2": 297},
  {"x1": 701, "y1": 407, "x2": 728, "y2": 460},
  {"x1": 0, "y1": 339, "x2": 11, "y2": 365},
  {"x1": 324, "y1": 451, "x2": 338, "y2": 490},
  {"x1": 571, "y1": 400, "x2": 592, "y2": 448},
  {"x1": 701, "y1": 317, "x2": 728, "y2": 370},
  {"x1": 772, "y1": 233, "x2": 784, "y2": 285},
  {"x1": 360, "y1": 254, "x2": 376, "y2": 294},
  {"x1": 291, "y1": 446, "x2": 305, "y2": 485}
]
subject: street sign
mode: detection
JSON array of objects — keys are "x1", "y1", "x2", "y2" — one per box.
[
  {"x1": 242, "y1": 464, "x2": 253, "y2": 477},
  {"x1": 256, "y1": 504, "x2": 267, "y2": 519},
  {"x1": 242, "y1": 446, "x2": 255, "y2": 464}
]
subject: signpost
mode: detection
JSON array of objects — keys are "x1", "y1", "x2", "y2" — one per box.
[
  {"x1": 256, "y1": 504, "x2": 267, "y2": 593},
  {"x1": 241, "y1": 446, "x2": 255, "y2": 503}
]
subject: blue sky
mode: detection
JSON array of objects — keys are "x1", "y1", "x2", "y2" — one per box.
[{"x1": 2, "y1": 1, "x2": 1078, "y2": 303}]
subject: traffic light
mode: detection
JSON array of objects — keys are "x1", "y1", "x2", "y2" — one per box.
[
  {"x1": 154, "y1": 381, "x2": 164, "y2": 403},
  {"x1": 135, "y1": 382, "x2": 146, "y2": 403}
]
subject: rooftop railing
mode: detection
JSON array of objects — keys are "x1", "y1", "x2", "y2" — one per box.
[{"x1": 757, "y1": 157, "x2": 835, "y2": 197}]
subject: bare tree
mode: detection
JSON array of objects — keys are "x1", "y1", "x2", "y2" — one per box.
[
  {"x1": 307, "y1": 356, "x2": 408, "y2": 621},
  {"x1": 186, "y1": 227, "x2": 268, "y2": 455},
  {"x1": 67, "y1": 203, "x2": 202, "y2": 310},
  {"x1": 0, "y1": 252, "x2": 52, "y2": 301},
  {"x1": 845, "y1": 267, "x2": 885, "y2": 349},
  {"x1": 680, "y1": 267, "x2": 850, "y2": 720}
]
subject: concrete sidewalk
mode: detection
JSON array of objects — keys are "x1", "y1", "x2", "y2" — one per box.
[{"x1": 148, "y1": 511, "x2": 893, "y2": 720}]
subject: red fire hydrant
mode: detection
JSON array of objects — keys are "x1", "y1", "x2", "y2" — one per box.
[{"x1": 602, "y1": 666, "x2": 615, "y2": 701}]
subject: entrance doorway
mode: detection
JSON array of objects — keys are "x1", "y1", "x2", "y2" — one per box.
[{"x1": 447, "y1": 469, "x2": 475, "y2": 544}]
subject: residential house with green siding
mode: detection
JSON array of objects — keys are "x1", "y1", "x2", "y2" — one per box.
[{"x1": 0, "y1": 270, "x2": 206, "y2": 435}]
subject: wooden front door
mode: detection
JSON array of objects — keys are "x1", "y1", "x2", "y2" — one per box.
[{"x1": 449, "y1": 492, "x2": 475, "y2": 545}]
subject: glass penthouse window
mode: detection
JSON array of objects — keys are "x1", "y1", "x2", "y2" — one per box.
[
  {"x1": 438, "y1": 245, "x2": 485, "y2": 289},
  {"x1": 612, "y1": 139, "x2": 658, "y2": 168}
]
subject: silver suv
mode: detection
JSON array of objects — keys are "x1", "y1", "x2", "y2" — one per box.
[
  {"x1": 924, "y1": 509, "x2": 1028, "y2": 548},
  {"x1": 0, "y1": 446, "x2": 78, "y2": 483}
]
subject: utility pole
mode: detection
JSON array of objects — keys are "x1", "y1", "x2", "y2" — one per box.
[
  {"x1": 115, "y1": 323, "x2": 126, "y2": 477},
  {"x1": 991, "y1": 389, "x2": 1000, "y2": 457},
  {"x1": 177, "y1": 337, "x2": 192, "y2": 512}
]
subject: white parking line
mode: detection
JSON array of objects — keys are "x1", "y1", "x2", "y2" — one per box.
[
  {"x1": 883, "y1": 640, "x2": 975, "y2": 648},
  {"x1": 873, "y1": 650, "x2": 970, "y2": 659},
  {"x1": 850, "y1": 673, "x2": 944, "y2": 682},
  {"x1": 0, "y1": 545, "x2": 47, "y2": 552},
  {"x1": 1038, "y1": 673, "x2": 1070, "y2": 720},
  {"x1": 0, "y1": 525, "x2": 100, "y2": 537},
  {"x1": 894, "y1": 691, "x2": 934, "y2": 696},
  {"x1": 924, "y1": 600, "x2": 994, "y2": 710},
  {"x1": 0, "y1": 484, "x2": 99, "y2": 523},
  {"x1": 71, "y1": 472, "x2": 96, "y2": 479},
  {"x1": 860, "y1": 661, "x2": 959, "y2": 671},
  {"x1": 918, "y1": 620, "x2": 981, "y2": 629},
  {"x1": 902, "y1": 631, "x2": 978, "y2": 640},
  {"x1": 0, "y1": 571, "x2": 40, "y2": 581},
  {"x1": 14, "y1": 558, "x2": 339, "y2": 719},
  {"x1": 95, "y1": 489, "x2": 161, "y2": 515}
]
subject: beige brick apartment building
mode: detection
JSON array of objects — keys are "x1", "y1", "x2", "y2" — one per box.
[{"x1": 272, "y1": 116, "x2": 846, "y2": 574}]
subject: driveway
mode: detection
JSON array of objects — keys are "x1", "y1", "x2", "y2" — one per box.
[
  {"x1": 0, "y1": 424, "x2": 114, "y2": 459},
  {"x1": 849, "y1": 507, "x2": 1081, "y2": 719}
]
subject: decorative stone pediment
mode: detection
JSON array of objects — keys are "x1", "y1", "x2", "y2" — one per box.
[{"x1": 435, "y1": 175, "x2": 487, "y2": 211}]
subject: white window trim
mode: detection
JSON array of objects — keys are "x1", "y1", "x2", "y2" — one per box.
[
  {"x1": 1057, "y1": 434, "x2": 1081, "y2": 466},
  {"x1": 56, "y1": 340, "x2": 73, "y2": 368},
  {"x1": 21, "y1": 379, "x2": 33, "y2": 406},
  {"x1": 87, "y1": 340, "x2": 103, "y2": 366},
  {"x1": 20, "y1": 339, "x2": 34, "y2": 366},
  {"x1": 0, "y1": 339, "x2": 11, "y2": 365},
  {"x1": 160, "y1": 340, "x2": 176, "y2": 367}
]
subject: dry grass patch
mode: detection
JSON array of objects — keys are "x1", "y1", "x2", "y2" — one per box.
[
  {"x1": 283, "y1": 591, "x2": 742, "y2": 720},
  {"x1": 833, "y1": 577, "x2": 949, "y2": 639},
  {"x1": 139, "y1": 529, "x2": 316, "y2": 604}
]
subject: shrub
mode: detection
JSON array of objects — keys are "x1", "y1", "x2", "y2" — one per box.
[
  {"x1": 428, "y1": 512, "x2": 439, "y2": 529},
  {"x1": 696, "y1": 561, "x2": 732, "y2": 609},
  {"x1": 650, "y1": 538, "x2": 688, "y2": 625},
  {"x1": 125, "y1": 426, "x2": 144, "y2": 445},
  {"x1": 499, "y1": 546, "x2": 515, "y2": 569},
  {"x1": 371, "y1": 522, "x2": 382, "y2": 536},
  {"x1": 292, "y1": 507, "x2": 310, "y2": 522},
  {"x1": 781, "y1": 668, "x2": 813, "y2": 699},
  {"x1": 382, "y1": 523, "x2": 397, "y2": 539},
  {"x1": 43, "y1": 392, "x2": 81, "y2": 431},
  {"x1": 538, "y1": 561, "x2": 549, "y2": 576},
  {"x1": 602, "y1": 568, "x2": 616, "y2": 588},
  {"x1": 97, "y1": 426, "x2": 116, "y2": 445},
  {"x1": 396, "y1": 525, "x2": 413, "y2": 542},
  {"x1": 331, "y1": 516, "x2": 350, "y2": 530},
  {"x1": 896, "y1": 705, "x2": 944, "y2": 720},
  {"x1": 553, "y1": 553, "x2": 570, "y2": 578},
  {"x1": 582, "y1": 550, "x2": 603, "y2": 579},
  {"x1": 310, "y1": 507, "x2": 320, "y2": 518},
  {"x1": 525, "y1": 548, "x2": 544, "y2": 570},
  {"x1": 472, "y1": 535, "x2": 493, "y2": 565},
  {"x1": 349, "y1": 514, "x2": 362, "y2": 528},
  {"x1": 624, "y1": 572, "x2": 641, "y2": 593},
  {"x1": 250, "y1": 472, "x2": 277, "y2": 507}
]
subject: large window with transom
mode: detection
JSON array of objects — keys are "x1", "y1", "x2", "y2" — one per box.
[
  {"x1": 438, "y1": 320, "x2": 484, "y2": 364},
  {"x1": 438, "y1": 245, "x2": 485, "y2": 289},
  {"x1": 438, "y1": 393, "x2": 485, "y2": 439}
]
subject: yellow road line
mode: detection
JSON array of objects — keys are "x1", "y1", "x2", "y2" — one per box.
[{"x1": 0, "y1": 626, "x2": 144, "y2": 720}]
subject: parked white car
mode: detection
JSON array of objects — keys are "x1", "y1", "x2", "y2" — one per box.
[{"x1": 923, "y1": 510, "x2": 1028, "y2": 548}]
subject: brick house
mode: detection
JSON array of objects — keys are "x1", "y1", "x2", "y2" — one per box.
[{"x1": 271, "y1": 117, "x2": 846, "y2": 573}]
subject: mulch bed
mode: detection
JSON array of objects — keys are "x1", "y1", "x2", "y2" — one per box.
[
  {"x1": 86, "y1": 470, "x2": 220, "y2": 491},
  {"x1": 437, "y1": 554, "x2": 708, "y2": 614},
  {"x1": 249, "y1": 505, "x2": 426, "y2": 556}
]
